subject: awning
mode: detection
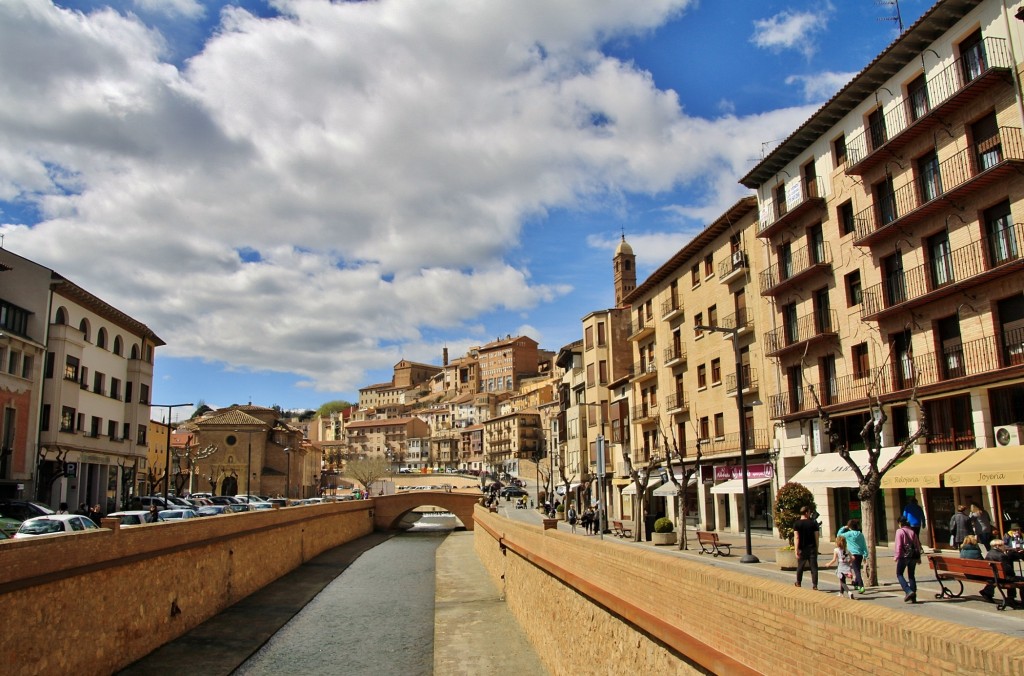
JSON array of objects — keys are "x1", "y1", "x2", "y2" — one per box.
[
  {"x1": 879, "y1": 449, "x2": 975, "y2": 489},
  {"x1": 653, "y1": 476, "x2": 697, "y2": 496},
  {"x1": 710, "y1": 477, "x2": 771, "y2": 494},
  {"x1": 788, "y1": 448, "x2": 901, "y2": 488},
  {"x1": 944, "y1": 445, "x2": 1024, "y2": 487},
  {"x1": 555, "y1": 482, "x2": 581, "y2": 495},
  {"x1": 621, "y1": 479, "x2": 664, "y2": 496}
]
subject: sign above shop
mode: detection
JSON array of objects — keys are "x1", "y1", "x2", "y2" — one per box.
[{"x1": 714, "y1": 463, "x2": 773, "y2": 482}]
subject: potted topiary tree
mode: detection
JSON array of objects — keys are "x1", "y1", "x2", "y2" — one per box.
[
  {"x1": 773, "y1": 482, "x2": 815, "y2": 570},
  {"x1": 652, "y1": 516, "x2": 676, "y2": 545}
]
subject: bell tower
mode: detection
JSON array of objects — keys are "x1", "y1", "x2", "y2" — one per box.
[{"x1": 613, "y1": 233, "x2": 636, "y2": 307}]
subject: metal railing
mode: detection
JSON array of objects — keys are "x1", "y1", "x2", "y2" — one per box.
[
  {"x1": 663, "y1": 344, "x2": 686, "y2": 365},
  {"x1": 719, "y1": 251, "x2": 748, "y2": 280},
  {"x1": 765, "y1": 309, "x2": 837, "y2": 355},
  {"x1": 661, "y1": 296, "x2": 683, "y2": 318},
  {"x1": 719, "y1": 307, "x2": 753, "y2": 333},
  {"x1": 725, "y1": 366, "x2": 758, "y2": 394},
  {"x1": 699, "y1": 429, "x2": 771, "y2": 456},
  {"x1": 760, "y1": 242, "x2": 832, "y2": 294},
  {"x1": 845, "y1": 36, "x2": 1011, "y2": 168},
  {"x1": 757, "y1": 178, "x2": 824, "y2": 235},
  {"x1": 861, "y1": 223, "x2": 1024, "y2": 318},
  {"x1": 631, "y1": 405, "x2": 659, "y2": 422},
  {"x1": 665, "y1": 391, "x2": 689, "y2": 413}
]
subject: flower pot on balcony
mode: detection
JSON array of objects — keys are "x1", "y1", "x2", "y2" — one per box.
[{"x1": 652, "y1": 531, "x2": 677, "y2": 546}]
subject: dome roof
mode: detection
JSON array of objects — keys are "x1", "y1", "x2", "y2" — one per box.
[{"x1": 615, "y1": 235, "x2": 633, "y2": 256}]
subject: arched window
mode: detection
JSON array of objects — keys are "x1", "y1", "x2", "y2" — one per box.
[
  {"x1": 78, "y1": 318, "x2": 90, "y2": 341},
  {"x1": 130, "y1": 344, "x2": 140, "y2": 360},
  {"x1": 54, "y1": 307, "x2": 68, "y2": 324},
  {"x1": 97, "y1": 327, "x2": 108, "y2": 350},
  {"x1": 113, "y1": 336, "x2": 123, "y2": 356}
]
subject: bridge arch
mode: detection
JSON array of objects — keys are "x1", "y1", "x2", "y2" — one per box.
[{"x1": 371, "y1": 491, "x2": 481, "y2": 531}]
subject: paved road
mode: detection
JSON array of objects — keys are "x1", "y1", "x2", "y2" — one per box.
[{"x1": 499, "y1": 502, "x2": 1024, "y2": 639}]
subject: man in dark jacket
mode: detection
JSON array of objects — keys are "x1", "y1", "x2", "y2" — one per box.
[{"x1": 980, "y1": 539, "x2": 1021, "y2": 605}]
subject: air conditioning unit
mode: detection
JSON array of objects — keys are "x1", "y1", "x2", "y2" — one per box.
[
  {"x1": 994, "y1": 424, "x2": 1024, "y2": 447},
  {"x1": 732, "y1": 250, "x2": 745, "y2": 266}
]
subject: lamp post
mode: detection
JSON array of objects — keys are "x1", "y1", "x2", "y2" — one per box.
[
  {"x1": 283, "y1": 447, "x2": 292, "y2": 500},
  {"x1": 155, "y1": 402, "x2": 193, "y2": 507},
  {"x1": 549, "y1": 418, "x2": 558, "y2": 514},
  {"x1": 694, "y1": 324, "x2": 759, "y2": 563}
]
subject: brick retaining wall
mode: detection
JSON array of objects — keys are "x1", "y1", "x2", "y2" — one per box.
[
  {"x1": 474, "y1": 506, "x2": 1024, "y2": 675},
  {"x1": 0, "y1": 502, "x2": 373, "y2": 676}
]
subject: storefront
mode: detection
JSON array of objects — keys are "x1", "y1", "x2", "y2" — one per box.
[
  {"x1": 880, "y1": 449, "x2": 975, "y2": 550},
  {"x1": 945, "y1": 444, "x2": 1024, "y2": 537},
  {"x1": 708, "y1": 463, "x2": 773, "y2": 532},
  {"x1": 653, "y1": 475, "x2": 698, "y2": 527}
]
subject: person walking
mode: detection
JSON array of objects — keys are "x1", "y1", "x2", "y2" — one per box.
[
  {"x1": 902, "y1": 497, "x2": 925, "y2": 538},
  {"x1": 894, "y1": 517, "x2": 922, "y2": 603},
  {"x1": 970, "y1": 503, "x2": 994, "y2": 551},
  {"x1": 826, "y1": 535, "x2": 856, "y2": 599},
  {"x1": 837, "y1": 519, "x2": 867, "y2": 593},
  {"x1": 793, "y1": 505, "x2": 820, "y2": 590},
  {"x1": 581, "y1": 508, "x2": 593, "y2": 535},
  {"x1": 948, "y1": 505, "x2": 972, "y2": 549},
  {"x1": 567, "y1": 506, "x2": 578, "y2": 534},
  {"x1": 87, "y1": 503, "x2": 103, "y2": 526}
]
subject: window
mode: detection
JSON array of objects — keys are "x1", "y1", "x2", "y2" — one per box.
[
  {"x1": 137, "y1": 424, "x2": 147, "y2": 445},
  {"x1": 697, "y1": 364, "x2": 707, "y2": 389},
  {"x1": 868, "y1": 107, "x2": 887, "y2": 152},
  {"x1": 699, "y1": 416, "x2": 710, "y2": 440},
  {"x1": 845, "y1": 270, "x2": 863, "y2": 307},
  {"x1": 40, "y1": 404, "x2": 50, "y2": 432},
  {"x1": 110, "y1": 377, "x2": 120, "y2": 400},
  {"x1": 711, "y1": 358, "x2": 721, "y2": 384},
  {"x1": 140, "y1": 383, "x2": 150, "y2": 405},
  {"x1": 694, "y1": 312, "x2": 703, "y2": 338},
  {"x1": 814, "y1": 287, "x2": 832, "y2": 333},
  {"x1": 45, "y1": 352, "x2": 54, "y2": 379},
  {"x1": 585, "y1": 326, "x2": 593, "y2": 350},
  {"x1": 704, "y1": 254, "x2": 713, "y2": 278},
  {"x1": 778, "y1": 241, "x2": 793, "y2": 280},
  {"x1": 838, "y1": 199, "x2": 855, "y2": 236},
  {"x1": 89, "y1": 417, "x2": 100, "y2": 437},
  {"x1": 63, "y1": 356, "x2": 79, "y2": 382},
  {"x1": 907, "y1": 73, "x2": 929, "y2": 121},
  {"x1": 7, "y1": 349, "x2": 18, "y2": 375},
  {"x1": 599, "y1": 360, "x2": 608, "y2": 384},
  {"x1": 691, "y1": 264, "x2": 700, "y2": 287},
  {"x1": 807, "y1": 223, "x2": 825, "y2": 264},
  {"x1": 928, "y1": 230, "x2": 953, "y2": 288},
  {"x1": 93, "y1": 372, "x2": 105, "y2": 397},
  {"x1": 783, "y1": 302, "x2": 798, "y2": 344},
  {"x1": 972, "y1": 111, "x2": 1001, "y2": 171},
  {"x1": 97, "y1": 327, "x2": 107, "y2": 350},
  {"x1": 60, "y1": 407, "x2": 76, "y2": 433},
  {"x1": 597, "y1": 321, "x2": 606, "y2": 346},
  {"x1": 125, "y1": 381, "x2": 133, "y2": 404},
  {"x1": 107, "y1": 420, "x2": 118, "y2": 439},
  {"x1": 21, "y1": 355, "x2": 32, "y2": 379},
  {"x1": 917, "y1": 150, "x2": 942, "y2": 203},
  {"x1": 586, "y1": 363, "x2": 595, "y2": 386},
  {"x1": 774, "y1": 183, "x2": 787, "y2": 218},
  {"x1": 875, "y1": 175, "x2": 897, "y2": 225},
  {"x1": 802, "y1": 160, "x2": 818, "y2": 199},
  {"x1": 714, "y1": 413, "x2": 725, "y2": 438},
  {"x1": 708, "y1": 305, "x2": 717, "y2": 328},
  {"x1": 113, "y1": 336, "x2": 123, "y2": 356},
  {"x1": 960, "y1": 29, "x2": 985, "y2": 84},
  {"x1": 0, "y1": 300, "x2": 29, "y2": 336},
  {"x1": 832, "y1": 134, "x2": 847, "y2": 166},
  {"x1": 985, "y1": 200, "x2": 1017, "y2": 265}
]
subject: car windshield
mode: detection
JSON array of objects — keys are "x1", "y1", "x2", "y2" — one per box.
[{"x1": 20, "y1": 519, "x2": 63, "y2": 535}]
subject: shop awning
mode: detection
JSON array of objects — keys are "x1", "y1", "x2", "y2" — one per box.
[
  {"x1": 555, "y1": 482, "x2": 581, "y2": 495},
  {"x1": 710, "y1": 477, "x2": 771, "y2": 494},
  {"x1": 879, "y1": 449, "x2": 975, "y2": 489},
  {"x1": 621, "y1": 479, "x2": 664, "y2": 496},
  {"x1": 788, "y1": 448, "x2": 900, "y2": 488},
  {"x1": 653, "y1": 476, "x2": 697, "y2": 496},
  {"x1": 944, "y1": 445, "x2": 1024, "y2": 487}
]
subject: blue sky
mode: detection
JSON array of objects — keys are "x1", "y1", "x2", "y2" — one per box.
[{"x1": 0, "y1": 0, "x2": 933, "y2": 417}]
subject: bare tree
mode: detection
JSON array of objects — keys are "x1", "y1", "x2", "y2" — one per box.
[
  {"x1": 172, "y1": 437, "x2": 218, "y2": 495},
  {"x1": 36, "y1": 447, "x2": 69, "y2": 502},
  {"x1": 557, "y1": 461, "x2": 577, "y2": 517},
  {"x1": 810, "y1": 377, "x2": 927, "y2": 587},
  {"x1": 345, "y1": 456, "x2": 391, "y2": 494},
  {"x1": 621, "y1": 443, "x2": 661, "y2": 543},
  {"x1": 658, "y1": 416, "x2": 703, "y2": 551}
]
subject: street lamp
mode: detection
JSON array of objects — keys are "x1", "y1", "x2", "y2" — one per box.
[
  {"x1": 283, "y1": 447, "x2": 292, "y2": 500},
  {"x1": 694, "y1": 324, "x2": 759, "y2": 564},
  {"x1": 154, "y1": 402, "x2": 193, "y2": 507}
]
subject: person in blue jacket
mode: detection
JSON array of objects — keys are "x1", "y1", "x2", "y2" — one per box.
[
  {"x1": 837, "y1": 519, "x2": 868, "y2": 593},
  {"x1": 902, "y1": 497, "x2": 925, "y2": 538}
]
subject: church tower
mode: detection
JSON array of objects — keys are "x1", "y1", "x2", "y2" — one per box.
[{"x1": 613, "y1": 234, "x2": 636, "y2": 307}]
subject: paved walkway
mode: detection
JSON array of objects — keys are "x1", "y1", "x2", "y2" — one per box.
[{"x1": 498, "y1": 503, "x2": 1024, "y2": 639}]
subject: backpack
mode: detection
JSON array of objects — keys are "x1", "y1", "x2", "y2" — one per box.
[{"x1": 899, "y1": 529, "x2": 919, "y2": 560}]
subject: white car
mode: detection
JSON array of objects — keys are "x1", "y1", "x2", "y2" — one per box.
[
  {"x1": 157, "y1": 509, "x2": 199, "y2": 521},
  {"x1": 13, "y1": 514, "x2": 100, "y2": 538},
  {"x1": 107, "y1": 510, "x2": 155, "y2": 526}
]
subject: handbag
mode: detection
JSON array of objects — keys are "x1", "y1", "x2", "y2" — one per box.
[{"x1": 949, "y1": 534, "x2": 955, "y2": 547}]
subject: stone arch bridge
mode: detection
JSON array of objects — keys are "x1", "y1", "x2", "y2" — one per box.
[{"x1": 371, "y1": 490, "x2": 481, "y2": 530}]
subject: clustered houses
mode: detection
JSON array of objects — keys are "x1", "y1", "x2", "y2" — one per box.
[{"x1": 0, "y1": 248, "x2": 162, "y2": 512}]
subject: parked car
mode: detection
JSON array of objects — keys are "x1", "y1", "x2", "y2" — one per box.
[
  {"x1": 234, "y1": 495, "x2": 269, "y2": 505},
  {"x1": 13, "y1": 514, "x2": 99, "y2": 538},
  {"x1": 139, "y1": 496, "x2": 172, "y2": 510},
  {"x1": 196, "y1": 505, "x2": 229, "y2": 517},
  {"x1": 209, "y1": 496, "x2": 241, "y2": 505},
  {"x1": 0, "y1": 499, "x2": 54, "y2": 525},
  {"x1": 0, "y1": 513, "x2": 24, "y2": 537},
  {"x1": 252, "y1": 502, "x2": 274, "y2": 510},
  {"x1": 157, "y1": 509, "x2": 199, "y2": 521},
  {"x1": 500, "y1": 487, "x2": 528, "y2": 499},
  {"x1": 223, "y1": 503, "x2": 255, "y2": 513},
  {"x1": 268, "y1": 498, "x2": 288, "y2": 508},
  {"x1": 188, "y1": 497, "x2": 214, "y2": 507},
  {"x1": 107, "y1": 510, "x2": 155, "y2": 526}
]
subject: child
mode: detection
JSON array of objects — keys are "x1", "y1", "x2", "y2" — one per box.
[{"x1": 826, "y1": 534, "x2": 856, "y2": 599}]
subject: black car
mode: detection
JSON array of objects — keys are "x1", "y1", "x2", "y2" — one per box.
[
  {"x1": 500, "y1": 487, "x2": 529, "y2": 499},
  {"x1": 0, "y1": 499, "x2": 54, "y2": 523}
]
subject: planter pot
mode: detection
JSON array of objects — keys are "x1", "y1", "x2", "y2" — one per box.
[
  {"x1": 652, "y1": 531, "x2": 677, "y2": 546},
  {"x1": 776, "y1": 547, "x2": 798, "y2": 570}
]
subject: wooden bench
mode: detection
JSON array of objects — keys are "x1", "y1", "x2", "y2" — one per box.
[
  {"x1": 928, "y1": 555, "x2": 1024, "y2": 611},
  {"x1": 696, "y1": 530, "x2": 732, "y2": 557},
  {"x1": 611, "y1": 520, "x2": 634, "y2": 538}
]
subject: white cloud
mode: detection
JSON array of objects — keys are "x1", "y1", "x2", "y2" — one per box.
[
  {"x1": 751, "y1": 8, "x2": 830, "y2": 58},
  {"x1": 0, "y1": 0, "x2": 812, "y2": 395},
  {"x1": 133, "y1": 0, "x2": 205, "y2": 20},
  {"x1": 785, "y1": 71, "x2": 856, "y2": 102}
]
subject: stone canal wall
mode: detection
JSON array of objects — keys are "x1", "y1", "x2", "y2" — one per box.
[
  {"x1": 0, "y1": 502, "x2": 373, "y2": 676},
  {"x1": 473, "y1": 506, "x2": 1024, "y2": 675}
]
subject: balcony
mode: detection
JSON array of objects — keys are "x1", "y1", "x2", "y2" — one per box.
[
  {"x1": 765, "y1": 309, "x2": 838, "y2": 357},
  {"x1": 760, "y1": 243, "x2": 832, "y2": 296},
  {"x1": 853, "y1": 127, "x2": 1024, "y2": 246},
  {"x1": 845, "y1": 37, "x2": 1013, "y2": 176},
  {"x1": 718, "y1": 308, "x2": 753, "y2": 335},
  {"x1": 631, "y1": 405, "x2": 659, "y2": 424},
  {"x1": 665, "y1": 391, "x2": 689, "y2": 414},
  {"x1": 663, "y1": 344, "x2": 686, "y2": 367},
  {"x1": 767, "y1": 332, "x2": 1023, "y2": 419},
  {"x1": 630, "y1": 360, "x2": 658, "y2": 383},
  {"x1": 661, "y1": 297, "x2": 684, "y2": 321},
  {"x1": 719, "y1": 251, "x2": 748, "y2": 284},
  {"x1": 726, "y1": 366, "x2": 758, "y2": 395},
  {"x1": 629, "y1": 315, "x2": 656, "y2": 341},
  {"x1": 699, "y1": 429, "x2": 771, "y2": 457},
  {"x1": 860, "y1": 224, "x2": 1024, "y2": 321},
  {"x1": 757, "y1": 178, "x2": 825, "y2": 239}
]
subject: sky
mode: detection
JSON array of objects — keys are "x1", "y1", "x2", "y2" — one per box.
[{"x1": 0, "y1": 0, "x2": 934, "y2": 418}]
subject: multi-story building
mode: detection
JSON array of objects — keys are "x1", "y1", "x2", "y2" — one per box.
[
  {"x1": 740, "y1": 0, "x2": 1024, "y2": 545},
  {"x1": 483, "y1": 409, "x2": 542, "y2": 478},
  {"x1": 621, "y1": 197, "x2": 776, "y2": 534},
  {"x1": 343, "y1": 416, "x2": 430, "y2": 464},
  {"x1": 0, "y1": 252, "x2": 48, "y2": 502},
  {"x1": 0, "y1": 247, "x2": 165, "y2": 513},
  {"x1": 477, "y1": 334, "x2": 540, "y2": 393}
]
